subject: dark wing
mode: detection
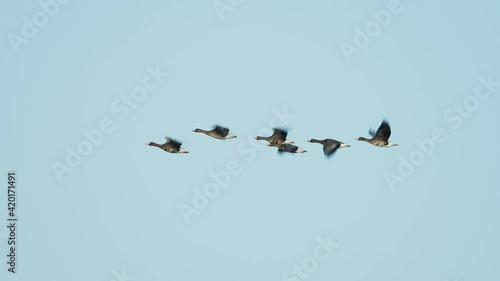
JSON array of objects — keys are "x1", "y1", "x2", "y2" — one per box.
[
  {"x1": 165, "y1": 137, "x2": 182, "y2": 149},
  {"x1": 323, "y1": 141, "x2": 340, "y2": 158},
  {"x1": 369, "y1": 129, "x2": 377, "y2": 137},
  {"x1": 213, "y1": 125, "x2": 229, "y2": 137},
  {"x1": 271, "y1": 128, "x2": 288, "y2": 142},
  {"x1": 374, "y1": 120, "x2": 391, "y2": 141}
]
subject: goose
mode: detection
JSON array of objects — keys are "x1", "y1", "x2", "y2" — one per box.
[
  {"x1": 255, "y1": 128, "x2": 294, "y2": 145},
  {"x1": 356, "y1": 119, "x2": 398, "y2": 147},
  {"x1": 269, "y1": 143, "x2": 306, "y2": 154},
  {"x1": 193, "y1": 125, "x2": 237, "y2": 139},
  {"x1": 147, "y1": 137, "x2": 189, "y2": 153},
  {"x1": 307, "y1": 138, "x2": 350, "y2": 158}
]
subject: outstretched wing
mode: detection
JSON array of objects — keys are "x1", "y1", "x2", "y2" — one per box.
[
  {"x1": 165, "y1": 137, "x2": 182, "y2": 149},
  {"x1": 272, "y1": 128, "x2": 288, "y2": 142},
  {"x1": 213, "y1": 125, "x2": 229, "y2": 137},
  {"x1": 374, "y1": 120, "x2": 391, "y2": 141},
  {"x1": 323, "y1": 142, "x2": 340, "y2": 158}
]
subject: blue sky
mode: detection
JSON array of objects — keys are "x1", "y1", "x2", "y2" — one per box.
[{"x1": 1, "y1": 0, "x2": 500, "y2": 280}]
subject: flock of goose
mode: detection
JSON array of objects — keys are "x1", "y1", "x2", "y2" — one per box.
[{"x1": 147, "y1": 119, "x2": 398, "y2": 158}]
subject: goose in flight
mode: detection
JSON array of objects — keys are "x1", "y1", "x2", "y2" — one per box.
[
  {"x1": 147, "y1": 137, "x2": 189, "y2": 153},
  {"x1": 255, "y1": 128, "x2": 294, "y2": 145},
  {"x1": 193, "y1": 125, "x2": 237, "y2": 139},
  {"x1": 307, "y1": 138, "x2": 350, "y2": 157},
  {"x1": 356, "y1": 120, "x2": 398, "y2": 147},
  {"x1": 269, "y1": 143, "x2": 306, "y2": 154}
]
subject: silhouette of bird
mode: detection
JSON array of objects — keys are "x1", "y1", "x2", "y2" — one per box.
[
  {"x1": 147, "y1": 137, "x2": 189, "y2": 153},
  {"x1": 269, "y1": 143, "x2": 306, "y2": 154},
  {"x1": 193, "y1": 125, "x2": 237, "y2": 139},
  {"x1": 255, "y1": 128, "x2": 294, "y2": 145},
  {"x1": 356, "y1": 119, "x2": 398, "y2": 147},
  {"x1": 307, "y1": 138, "x2": 350, "y2": 157}
]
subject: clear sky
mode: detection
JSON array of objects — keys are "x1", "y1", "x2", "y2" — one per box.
[{"x1": 1, "y1": 0, "x2": 499, "y2": 280}]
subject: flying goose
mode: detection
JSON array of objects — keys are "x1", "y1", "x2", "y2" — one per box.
[
  {"x1": 193, "y1": 125, "x2": 237, "y2": 139},
  {"x1": 255, "y1": 128, "x2": 294, "y2": 145},
  {"x1": 269, "y1": 143, "x2": 306, "y2": 154},
  {"x1": 307, "y1": 138, "x2": 350, "y2": 158},
  {"x1": 356, "y1": 119, "x2": 398, "y2": 147},
  {"x1": 147, "y1": 137, "x2": 189, "y2": 153}
]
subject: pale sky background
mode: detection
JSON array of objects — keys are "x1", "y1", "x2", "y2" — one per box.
[{"x1": 1, "y1": 0, "x2": 500, "y2": 281}]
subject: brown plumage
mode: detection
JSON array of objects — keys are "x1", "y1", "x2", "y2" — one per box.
[
  {"x1": 356, "y1": 119, "x2": 398, "y2": 147},
  {"x1": 255, "y1": 128, "x2": 294, "y2": 145},
  {"x1": 193, "y1": 125, "x2": 237, "y2": 139},
  {"x1": 147, "y1": 137, "x2": 189, "y2": 153}
]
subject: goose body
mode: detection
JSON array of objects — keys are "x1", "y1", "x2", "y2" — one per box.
[
  {"x1": 193, "y1": 125, "x2": 237, "y2": 139},
  {"x1": 255, "y1": 128, "x2": 294, "y2": 145},
  {"x1": 147, "y1": 137, "x2": 189, "y2": 153},
  {"x1": 356, "y1": 120, "x2": 398, "y2": 147},
  {"x1": 307, "y1": 138, "x2": 350, "y2": 158},
  {"x1": 269, "y1": 143, "x2": 306, "y2": 154}
]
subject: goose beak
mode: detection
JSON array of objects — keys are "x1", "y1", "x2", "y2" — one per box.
[{"x1": 307, "y1": 140, "x2": 311, "y2": 142}]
